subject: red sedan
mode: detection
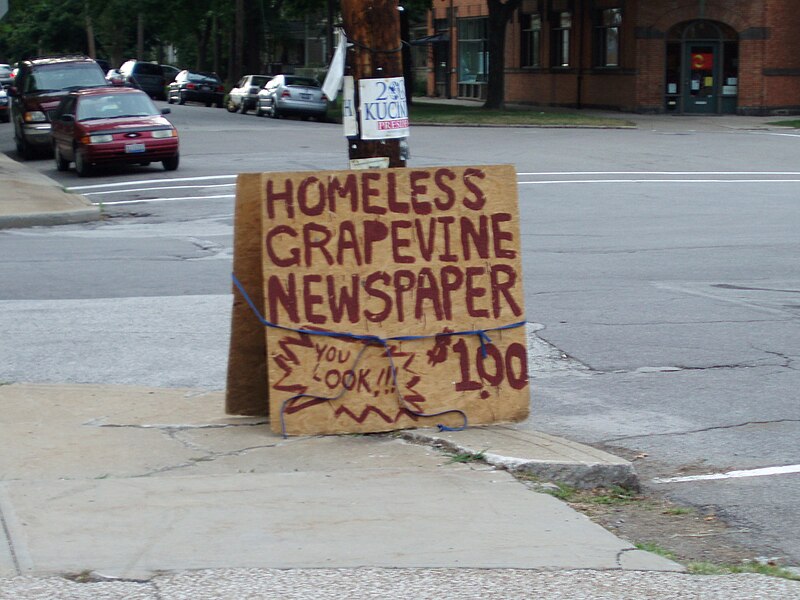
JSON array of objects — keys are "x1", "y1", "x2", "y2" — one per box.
[{"x1": 51, "y1": 86, "x2": 179, "y2": 176}]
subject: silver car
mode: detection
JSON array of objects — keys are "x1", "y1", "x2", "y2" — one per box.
[
  {"x1": 256, "y1": 75, "x2": 327, "y2": 120},
  {"x1": 227, "y1": 74, "x2": 272, "y2": 114}
]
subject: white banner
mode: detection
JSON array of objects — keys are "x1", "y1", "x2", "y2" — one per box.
[
  {"x1": 358, "y1": 77, "x2": 409, "y2": 140},
  {"x1": 322, "y1": 28, "x2": 347, "y2": 102}
]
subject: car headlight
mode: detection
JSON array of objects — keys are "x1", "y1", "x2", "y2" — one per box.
[
  {"x1": 151, "y1": 129, "x2": 176, "y2": 139},
  {"x1": 24, "y1": 111, "x2": 47, "y2": 123},
  {"x1": 80, "y1": 134, "x2": 114, "y2": 144}
]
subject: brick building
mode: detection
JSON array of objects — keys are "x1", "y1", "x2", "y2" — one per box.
[{"x1": 419, "y1": 0, "x2": 800, "y2": 114}]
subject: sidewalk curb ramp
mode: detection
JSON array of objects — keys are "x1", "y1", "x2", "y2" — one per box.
[{"x1": 402, "y1": 425, "x2": 639, "y2": 490}]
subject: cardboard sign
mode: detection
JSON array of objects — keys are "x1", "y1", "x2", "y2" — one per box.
[
  {"x1": 226, "y1": 165, "x2": 529, "y2": 435},
  {"x1": 358, "y1": 77, "x2": 409, "y2": 140}
]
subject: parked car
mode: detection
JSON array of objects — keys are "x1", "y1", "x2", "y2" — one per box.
[
  {"x1": 0, "y1": 63, "x2": 13, "y2": 88},
  {"x1": 227, "y1": 74, "x2": 272, "y2": 113},
  {"x1": 95, "y1": 58, "x2": 111, "y2": 74},
  {"x1": 160, "y1": 64, "x2": 180, "y2": 84},
  {"x1": 167, "y1": 70, "x2": 224, "y2": 107},
  {"x1": 9, "y1": 55, "x2": 109, "y2": 159},
  {"x1": 0, "y1": 87, "x2": 9, "y2": 123},
  {"x1": 256, "y1": 74, "x2": 327, "y2": 120},
  {"x1": 118, "y1": 60, "x2": 167, "y2": 100},
  {"x1": 51, "y1": 86, "x2": 179, "y2": 177},
  {"x1": 105, "y1": 69, "x2": 125, "y2": 86}
]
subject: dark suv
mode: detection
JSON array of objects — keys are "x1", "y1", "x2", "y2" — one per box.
[
  {"x1": 9, "y1": 55, "x2": 108, "y2": 159},
  {"x1": 118, "y1": 60, "x2": 167, "y2": 100}
]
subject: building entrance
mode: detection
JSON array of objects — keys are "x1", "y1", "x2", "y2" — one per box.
[{"x1": 666, "y1": 20, "x2": 739, "y2": 114}]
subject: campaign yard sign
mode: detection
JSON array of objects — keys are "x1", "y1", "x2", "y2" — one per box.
[
  {"x1": 226, "y1": 165, "x2": 529, "y2": 435},
  {"x1": 358, "y1": 77, "x2": 409, "y2": 140}
]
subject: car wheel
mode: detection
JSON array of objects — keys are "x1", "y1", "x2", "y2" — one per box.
[
  {"x1": 74, "y1": 150, "x2": 92, "y2": 177},
  {"x1": 270, "y1": 105, "x2": 281, "y2": 119},
  {"x1": 167, "y1": 94, "x2": 175, "y2": 104},
  {"x1": 239, "y1": 102, "x2": 248, "y2": 114},
  {"x1": 255, "y1": 106, "x2": 264, "y2": 117},
  {"x1": 162, "y1": 154, "x2": 179, "y2": 171},
  {"x1": 226, "y1": 99, "x2": 237, "y2": 112},
  {"x1": 178, "y1": 93, "x2": 186, "y2": 105},
  {"x1": 54, "y1": 145, "x2": 69, "y2": 172}
]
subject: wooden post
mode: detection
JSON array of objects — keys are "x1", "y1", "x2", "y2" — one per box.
[{"x1": 340, "y1": 0, "x2": 406, "y2": 167}]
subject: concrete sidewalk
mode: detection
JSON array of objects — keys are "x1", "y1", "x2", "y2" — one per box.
[
  {"x1": 0, "y1": 383, "x2": 670, "y2": 579},
  {"x1": 3, "y1": 384, "x2": 800, "y2": 599},
  {"x1": 0, "y1": 152, "x2": 100, "y2": 229}
]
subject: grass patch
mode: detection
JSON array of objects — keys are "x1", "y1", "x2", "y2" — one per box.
[
  {"x1": 542, "y1": 484, "x2": 641, "y2": 505},
  {"x1": 663, "y1": 506, "x2": 693, "y2": 516},
  {"x1": 689, "y1": 561, "x2": 800, "y2": 581},
  {"x1": 325, "y1": 98, "x2": 634, "y2": 128},
  {"x1": 544, "y1": 482, "x2": 578, "y2": 501},
  {"x1": 771, "y1": 119, "x2": 800, "y2": 128},
  {"x1": 636, "y1": 542, "x2": 679, "y2": 561},
  {"x1": 408, "y1": 101, "x2": 633, "y2": 127}
]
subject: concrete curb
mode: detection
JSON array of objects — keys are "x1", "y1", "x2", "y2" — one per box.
[
  {"x1": 400, "y1": 426, "x2": 639, "y2": 490},
  {"x1": 0, "y1": 207, "x2": 101, "y2": 229}
]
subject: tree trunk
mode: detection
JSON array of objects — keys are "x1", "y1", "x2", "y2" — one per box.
[
  {"x1": 137, "y1": 13, "x2": 144, "y2": 60},
  {"x1": 340, "y1": 0, "x2": 406, "y2": 167},
  {"x1": 233, "y1": 0, "x2": 245, "y2": 79},
  {"x1": 84, "y1": 1, "x2": 96, "y2": 59},
  {"x1": 483, "y1": 0, "x2": 521, "y2": 110}
]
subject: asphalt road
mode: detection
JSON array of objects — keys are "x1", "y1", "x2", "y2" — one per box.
[{"x1": 0, "y1": 103, "x2": 799, "y2": 565}]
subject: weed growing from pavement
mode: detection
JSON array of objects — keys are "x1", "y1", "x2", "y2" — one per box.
[{"x1": 445, "y1": 448, "x2": 488, "y2": 464}]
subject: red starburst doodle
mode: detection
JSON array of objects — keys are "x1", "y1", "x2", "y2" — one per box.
[{"x1": 272, "y1": 330, "x2": 428, "y2": 424}]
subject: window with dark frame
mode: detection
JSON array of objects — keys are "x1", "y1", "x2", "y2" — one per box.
[
  {"x1": 458, "y1": 18, "x2": 489, "y2": 83},
  {"x1": 552, "y1": 11, "x2": 572, "y2": 67},
  {"x1": 595, "y1": 7, "x2": 622, "y2": 67},
  {"x1": 521, "y1": 12, "x2": 542, "y2": 68}
]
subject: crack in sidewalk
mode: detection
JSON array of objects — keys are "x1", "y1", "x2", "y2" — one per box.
[{"x1": 602, "y1": 419, "x2": 800, "y2": 443}]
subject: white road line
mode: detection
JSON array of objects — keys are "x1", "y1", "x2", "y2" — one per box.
[
  {"x1": 82, "y1": 183, "x2": 236, "y2": 196},
  {"x1": 653, "y1": 464, "x2": 800, "y2": 484},
  {"x1": 518, "y1": 179, "x2": 800, "y2": 185},
  {"x1": 92, "y1": 194, "x2": 236, "y2": 206},
  {"x1": 67, "y1": 174, "x2": 238, "y2": 191}
]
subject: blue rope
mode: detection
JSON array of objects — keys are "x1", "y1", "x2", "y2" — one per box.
[{"x1": 232, "y1": 273, "x2": 526, "y2": 437}]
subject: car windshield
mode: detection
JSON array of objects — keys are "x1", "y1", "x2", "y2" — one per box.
[
  {"x1": 76, "y1": 93, "x2": 160, "y2": 121},
  {"x1": 25, "y1": 64, "x2": 108, "y2": 93},
  {"x1": 284, "y1": 77, "x2": 319, "y2": 88}
]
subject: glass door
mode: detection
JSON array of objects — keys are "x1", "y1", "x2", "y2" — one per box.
[{"x1": 684, "y1": 43, "x2": 719, "y2": 113}]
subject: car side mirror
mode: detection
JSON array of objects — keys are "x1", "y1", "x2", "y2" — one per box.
[
  {"x1": 161, "y1": 107, "x2": 171, "y2": 115},
  {"x1": 59, "y1": 114, "x2": 75, "y2": 123}
]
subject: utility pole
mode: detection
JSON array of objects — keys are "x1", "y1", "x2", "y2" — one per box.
[{"x1": 340, "y1": 0, "x2": 406, "y2": 167}]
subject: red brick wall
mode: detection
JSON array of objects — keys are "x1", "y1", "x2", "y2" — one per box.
[{"x1": 423, "y1": 0, "x2": 800, "y2": 113}]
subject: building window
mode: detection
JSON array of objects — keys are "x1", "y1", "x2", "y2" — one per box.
[
  {"x1": 595, "y1": 8, "x2": 622, "y2": 67},
  {"x1": 552, "y1": 12, "x2": 571, "y2": 67},
  {"x1": 458, "y1": 18, "x2": 488, "y2": 83},
  {"x1": 521, "y1": 13, "x2": 542, "y2": 68}
]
